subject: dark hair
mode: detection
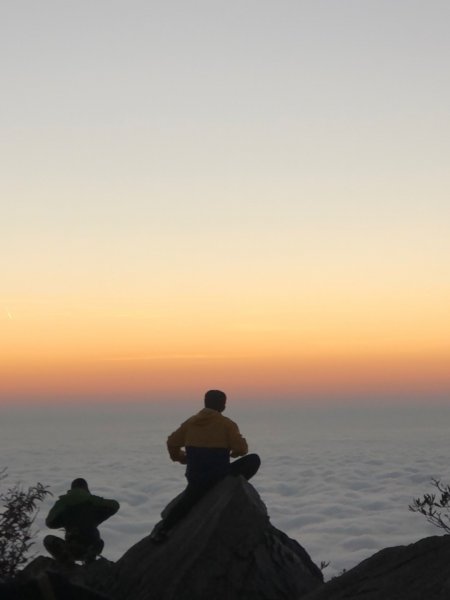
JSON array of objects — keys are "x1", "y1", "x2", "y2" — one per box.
[
  {"x1": 71, "y1": 478, "x2": 89, "y2": 491},
  {"x1": 204, "y1": 389, "x2": 226, "y2": 412}
]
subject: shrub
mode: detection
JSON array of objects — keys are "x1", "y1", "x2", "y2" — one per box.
[
  {"x1": 408, "y1": 478, "x2": 450, "y2": 534},
  {"x1": 0, "y1": 467, "x2": 51, "y2": 578}
]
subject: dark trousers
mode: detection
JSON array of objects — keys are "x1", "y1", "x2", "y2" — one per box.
[
  {"x1": 228, "y1": 453, "x2": 261, "y2": 480},
  {"x1": 162, "y1": 453, "x2": 261, "y2": 531},
  {"x1": 43, "y1": 533, "x2": 104, "y2": 564}
]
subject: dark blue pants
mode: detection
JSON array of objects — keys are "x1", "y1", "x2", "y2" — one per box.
[{"x1": 162, "y1": 453, "x2": 261, "y2": 531}]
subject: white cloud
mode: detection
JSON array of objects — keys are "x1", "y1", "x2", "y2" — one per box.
[{"x1": 1, "y1": 404, "x2": 448, "y2": 578}]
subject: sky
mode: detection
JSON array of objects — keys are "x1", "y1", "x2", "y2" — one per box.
[{"x1": 1, "y1": 1, "x2": 449, "y2": 405}]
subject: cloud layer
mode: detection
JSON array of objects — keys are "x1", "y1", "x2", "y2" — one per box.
[{"x1": 1, "y1": 404, "x2": 448, "y2": 578}]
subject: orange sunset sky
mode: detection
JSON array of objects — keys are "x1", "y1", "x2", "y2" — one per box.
[{"x1": 1, "y1": 1, "x2": 449, "y2": 405}]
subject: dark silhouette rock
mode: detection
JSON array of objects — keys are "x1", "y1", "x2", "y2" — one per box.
[
  {"x1": 303, "y1": 534, "x2": 450, "y2": 600},
  {"x1": 16, "y1": 480, "x2": 450, "y2": 600},
  {"x1": 18, "y1": 477, "x2": 322, "y2": 599},
  {"x1": 18, "y1": 555, "x2": 115, "y2": 599},
  {"x1": 112, "y1": 476, "x2": 324, "y2": 600}
]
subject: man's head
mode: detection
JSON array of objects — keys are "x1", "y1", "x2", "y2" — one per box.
[
  {"x1": 71, "y1": 478, "x2": 90, "y2": 492},
  {"x1": 204, "y1": 389, "x2": 226, "y2": 412}
]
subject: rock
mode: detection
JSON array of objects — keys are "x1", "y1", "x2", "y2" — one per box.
[
  {"x1": 18, "y1": 555, "x2": 115, "y2": 599},
  {"x1": 17, "y1": 477, "x2": 322, "y2": 599},
  {"x1": 303, "y1": 534, "x2": 450, "y2": 600},
  {"x1": 112, "y1": 476, "x2": 324, "y2": 600},
  {"x1": 14, "y1": 483, "x2": 450, "y2": 600}
]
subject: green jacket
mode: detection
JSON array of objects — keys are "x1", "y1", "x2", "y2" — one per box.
[{"x1": 46, "y1": 488, "x2": 119, "y2": 531}]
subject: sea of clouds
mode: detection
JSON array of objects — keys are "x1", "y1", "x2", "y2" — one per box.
[{"x1": 1, "y1": 403, "x2": 449, "y2": 578}]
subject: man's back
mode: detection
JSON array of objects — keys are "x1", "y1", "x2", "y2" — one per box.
[
  {"x1": 44, "y1": 478, "x2": 119, "y2": 563},
  {"x1": 167, "y1": 407, "x2": 248, "y2": 484},
  {"x1": 46, "y1": 488, "x2": 119, "y2": 534},
  {"x1": 169, "y1": 408, "x2": 248, "y2": 450}
]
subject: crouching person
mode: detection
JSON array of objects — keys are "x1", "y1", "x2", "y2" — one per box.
[{"x1": 44, "y1": 478, "x2": 119, "y2": 565}]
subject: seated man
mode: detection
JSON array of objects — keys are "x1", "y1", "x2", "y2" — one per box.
[
  {"x1": 151, "y1": 389, "x2": 260, "y2": 541},
  {"x1": 44, "y1": 478, "x2": 119, "y2": 565}
]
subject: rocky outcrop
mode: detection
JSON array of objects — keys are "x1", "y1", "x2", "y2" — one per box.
[
  {"x1": 19, "y1": 476, "x2": 323, "y2": 599},
  {"x1": 20, "y1": 555, "x2": 115, "y2": 598},
  {"x1": 112, "y1": 476, "x2": 323, "y2": 600},
  {"x1": 303, "y1": 534, "x2": 450, "y2": 600},
  {"x1": 15, "y1": 480, "x2": 450, "y2": 600}
]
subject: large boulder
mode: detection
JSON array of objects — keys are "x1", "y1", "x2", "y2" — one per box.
[
  {"x1": 5, "y1": 556, "x2": 114, "y2": 599},
  {"x1": 112, "y1": 476, "x2": 323, "y2": 600},
  {"x1": 303, "y1": 534, "x2": 450, "y2": 600}
]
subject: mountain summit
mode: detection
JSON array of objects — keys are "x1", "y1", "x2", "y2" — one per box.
[{"x1": 112, "y1": 475, "x2": 323, "y2": 599}]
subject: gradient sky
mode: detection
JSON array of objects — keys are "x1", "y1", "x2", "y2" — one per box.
[{"x1": 1, "y1": 1, "x2": 449, "y2": 404}]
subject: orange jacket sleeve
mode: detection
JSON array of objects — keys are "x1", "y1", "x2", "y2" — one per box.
[
  {"x1": 167, "y1": 422, "x2": 188, "y2": 463},
  {"x1": 228, "y1": 421, "x2": 248, "y2": 457}
]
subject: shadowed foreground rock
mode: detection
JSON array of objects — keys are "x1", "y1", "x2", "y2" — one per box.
[
  {"x1": 112, "y1": 476, "x2": 323, "y2": 600},
  {"x1": 15, "y1": 483, "x2": 450, "y2": 600},
  {"x1": 303, "y1": 534, "x2": 450, "y2": 600},
  {"x1": 19, "y1": 477, "x2": 322, "y2": 599},
  {"x1": 17, "y1": 556, "x2": 115, "y2": 600},
  {"x1": 6, "y1": 555, "x2": 114, "y2": 599}
]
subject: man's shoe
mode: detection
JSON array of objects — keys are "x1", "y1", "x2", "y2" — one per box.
[{"x1": 149, "y1": 521, "x2": 168, "y2": 543}]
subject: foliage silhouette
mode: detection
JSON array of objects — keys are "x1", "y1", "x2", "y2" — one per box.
[
  {"x1": 409, "y1": 478, "x2": 450, "y2": 534},
  {"x1": 0, "y1": 467, "x2": 51, "y2": 578}
]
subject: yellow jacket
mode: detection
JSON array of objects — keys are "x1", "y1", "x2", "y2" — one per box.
[{"x1": 167, "y1": 408, "x2": 248, "y2": 463}]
